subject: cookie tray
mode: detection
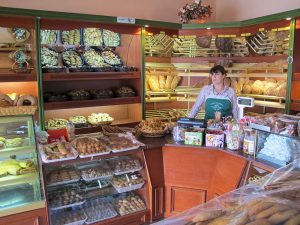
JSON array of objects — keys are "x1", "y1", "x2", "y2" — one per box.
[
  {"x1": 112, "y1": 181, "x2": 145, "y2": 194},
  {"x1": 39, "y1": 145, "x2": 79, "y2": 163},
  {"x1": 117, "y1": 207, "x2": 146, "y2": 217},
  {"x1": 49, "y1": 200, "x2": 86, "y2": 211},
  {"x1": 47, "y1": 177, "x2": 81, "y2": 187},
  {"x1": 81, "y1": 174, "x2": 113, "y2": 183}
]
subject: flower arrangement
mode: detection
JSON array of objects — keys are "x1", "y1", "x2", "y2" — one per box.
[{"x1": 178, "y1": 0, "x2": 212, "y2": 24}]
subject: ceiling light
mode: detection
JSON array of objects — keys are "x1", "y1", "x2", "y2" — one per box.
[
  {"x1": 206, "y1": 27, "x2": 211, "y2": 30},
  {"x1": 286, "y1": 17, "x2": 291, "y2": 20}
]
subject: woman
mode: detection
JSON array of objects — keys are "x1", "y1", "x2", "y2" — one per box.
[{"x1": 189, "y1": 65, "x2": 238, "y2": 120}]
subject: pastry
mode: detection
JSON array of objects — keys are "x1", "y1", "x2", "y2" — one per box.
[
  {"x1": 114, "y1": 194, "x2": 146, "y2": 216},
  {"x1": 72, "y1": 136, "x2": 108, "y2": 156},
  {"x1": 61, "y1": 29, "x2": 81, "y2": 45},
  {"x1": 103, "y1": 29, "x2": 120, "y2": 47},
  {"x1": 62, "y1": 50, "x2": 83, "y2": 67},
  {"x1": 87, "y1": 113, "x2": 113, "y2": 125},
  {"x1": 42, "y1": 141, "x2": 75, "y2": 160},
  {"x1": 16, "y1": 95, "x2": 37, "y2": 106},
  {"x1": 0, "y1": 94, "x2": 13, "y2": 107},
  {"x1": 115, "y1": 86, "x2": 135, "y2": 97},
  {"x1": 40, "y1": 30, "x2": 57, "y2": 45},
  {"x1": 41, "y1": 47, "x2": 58, "y2": 67},
  {"x1": 67, "y1": 89, "x2": 90, "y2": 100},
  {"x1": 83, "y1": 28, "x2": 102, "y2": 46},
  {"x1": 83, "y1": 48, "x2": 109, "y2": 67},
  {"x1": 45, "y1": 118, "x2": 68, "y2": 130},
  {"x1": 102, "y1": 50, "x2": 122, "y2": 66}
]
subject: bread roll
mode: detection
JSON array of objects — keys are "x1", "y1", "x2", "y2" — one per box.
[
  {"x1": 243, "y1": 84, "x2": 252, "y2": 94},
  {"x1": 171, "y1": 76, "x2": 181, "y2": 90},
  {"x1": 159, "y1": 75, "x2": 166, "y2": 90},
  {"x1": 148, "y1": 76, "x2": 160, "y2": 92},
  {"x1": 0, "y1": 94, "x2": 13, "y2": 107},
  {"x1": 264, "y1": 82, "x2": 278, "y2": 96}
]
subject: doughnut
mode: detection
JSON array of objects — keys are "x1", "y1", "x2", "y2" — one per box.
[{"x1": 16, "y1": 95, "x2": 37, "y2": 106}]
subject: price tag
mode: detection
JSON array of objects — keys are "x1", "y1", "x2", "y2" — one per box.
[
  {"x1": 271, "y1": 28, "x2": 278, "y2": 32},
  {"x1": 241, "y1": 33, "x2": 251, "y2": 37},
  {"x1": 259, "y1": 28, "x2": 265, "y2": 32},
  {"x1": 97, "y1": 179, "x2": 102, "y2": 189},
  {"x1": 117, "y1": 17, "x2": 136, "y2": 24},
  {"x1": 160, "y1": 31, "x2": 165, "y2": 34}
]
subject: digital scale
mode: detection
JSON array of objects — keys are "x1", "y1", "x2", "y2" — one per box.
[{"x1": 237, "y1": 97, "x2": 254, "y2": 119}]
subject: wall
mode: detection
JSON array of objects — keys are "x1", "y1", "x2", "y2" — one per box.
[
  {"x1": 0, "y1": 0, "x2": 299, "y2": 23},
  {"x1": 215, "y1": 0, "x2": 300, "y2": 22},
  {"x1": 0, "y1": 0, "x2": 184, "y2": 23}
]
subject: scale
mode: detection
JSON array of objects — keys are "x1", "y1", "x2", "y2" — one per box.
[{"x1": 237, "y1": 97, "x2": 254, "y2": 119}]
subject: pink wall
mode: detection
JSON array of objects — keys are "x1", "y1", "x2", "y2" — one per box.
[
  {"x1": 0, "y1": 0, "x2": 184, "y2": 23},
  {"x1": 0, "y1": 0, "x2": 299, "y2": 23},
  {"x1": 215, "y1": 0, "x2": 300, "y2": 21}
]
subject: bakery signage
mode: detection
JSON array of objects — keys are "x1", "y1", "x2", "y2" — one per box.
[{"x1": 117, "y1": 17, "x2": 136, "y2": 24}]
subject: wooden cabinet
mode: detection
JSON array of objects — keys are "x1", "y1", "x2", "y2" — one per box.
[
  {"x1": 0, "y1": 208, "x2": 48, "y2": 225},
  {"x1": 162, "y1": 146, "x2": 247, "y2": 217},
  {"x1": 143, "y1": 147, "x2": 165, "y2": 222}
]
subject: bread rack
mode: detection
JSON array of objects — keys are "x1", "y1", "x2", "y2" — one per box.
[{"x1": 145, "y1": 33, "x2": 173, "y2": 57}]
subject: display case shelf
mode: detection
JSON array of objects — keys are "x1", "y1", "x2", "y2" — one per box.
[
  {"x1": 44, "y1": 97, "x2": 141, "y2": 110},
  {"x1": 0, "y1": 172, "x2": 37, "y2": 187},
  {"x1": 0, "y1": 73, "x2": 36, "y2": 82},
  {"x1": 0, "y1": 145, "x2": 36, "y2": 157},
  {"x1": 43, "y1": 71, "x2": 140, "y2": 82}
]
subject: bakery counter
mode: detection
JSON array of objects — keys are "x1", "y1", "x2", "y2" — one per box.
[{"x1": 139, "y1": 135, "x2": 279, "y2": 221}]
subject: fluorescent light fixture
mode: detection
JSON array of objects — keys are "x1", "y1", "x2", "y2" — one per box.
[
  {"x1": 206, "y1": 27, "x2": 211, "y2": 30},
  {"x1": 145, "y1": 25, "x2": 149, "y2": 27},
  {"x1": 286, "y1": 17, "x2": 291, "y2": 20}
]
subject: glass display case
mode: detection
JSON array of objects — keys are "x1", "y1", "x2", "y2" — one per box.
[
  {"x1": 256, "y1": 129, "x2": 300, "y2": 167},
  {"x1": 0, "y1": 115, "x2": 44, "y2": 217}
]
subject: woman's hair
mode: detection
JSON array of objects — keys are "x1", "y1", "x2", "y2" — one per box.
[{"x1": 210, "y1": 65, "x2": 227, "y2": 76}]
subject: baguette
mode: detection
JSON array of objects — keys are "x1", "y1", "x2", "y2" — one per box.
[
  {"x1": 158, "y1": 75, "x2": 166, "y2": 90},
  {"x1": 284, "y1": 214, "x2": 300, "y2": 225},
  {"x1": 248, "y1": 201, "x2": 274, "y2": 217},
  {"x1": 268, "y1": 209, "x2": 298, "y2": 225},
  {"x1": 254, "y1": 204, "x2": 290, "y2": 220},
  {"x1": 245, "y1": 219, "x2": 270, "y2": 225},
  {"x1": 165, "y1": 75, "x2": 174, "y2": 90},
  {"x1": 192, "y1": 210, "x2": 224, "y2": 223},
  {"x1": 148, "y1": 76, "x2": 160, "y2": 92},
  {"x1": 170, "y1": 76, "x2": 181, "y2": 90}
]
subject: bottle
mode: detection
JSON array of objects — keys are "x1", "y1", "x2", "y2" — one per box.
[
  {"x1": 243, "y1": 127, "x2": 255, "y2": 155},
  {"x1": 66, "y1": 122, "x2": 75, "y2": 141}
]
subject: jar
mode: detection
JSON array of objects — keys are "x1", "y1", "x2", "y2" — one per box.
[
  {"x1": 243, "y1": 128, "x2": 256, "y2": 155},
  {"x1": 226, "y1": 123, "x2": 242, "y2": 150}
]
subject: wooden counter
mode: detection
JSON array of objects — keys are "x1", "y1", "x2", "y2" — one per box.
[{"x1": 141, "y1": 135, "x2": 278, "y2": 221}]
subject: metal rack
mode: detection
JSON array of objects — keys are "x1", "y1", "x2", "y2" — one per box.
[{"x1": 145, "y1": 33, "x2": 174, "y2": 57}]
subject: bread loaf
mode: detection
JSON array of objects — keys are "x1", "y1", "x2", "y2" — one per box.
[
  {"x1": 284, "y1": 214, "x2": 300, "y2": 225},
  {"x1": 145, "y1": 75, "x2": 150, "y2": 91},
  {"x1": 0, "y1": 94, "x2": 13, "y2": 107},
  {"x1": 171, "y1": 76, "x2": 181, "y2": 90},
  {"x1": 16, "y1": 95, "x2": 37, "y2": 106},
  {"x1": 165, "y1": 75, "x2": 174, "y2": 90},
  {"x1": 276, "y1": 83, "x2": 287, "y2": 97},
  {"x1": 251, "y1": 80, "x2": 264, "y2": 95},
  {"x1": 268, "y1": 209, "x2": 298, "y2": 224},
  {"x1": 159, "y1": 75, "x2": 166, "y2": 90},
  {"x1": 148, "y1": 76, "x2": 160, "y2": 92},
  {"x1": 242, "y1": 84, "x2": 252, "y2": 94},
  {"x1": 264, "y1": 82, "x2": 278, "y2": 96},
  {"x1": 192, "y1": 210, "x2": 224, "y2": 222}
]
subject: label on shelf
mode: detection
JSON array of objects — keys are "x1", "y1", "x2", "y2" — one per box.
[
  {"x1": 241, "y1": 33, "x2": 251, "y2": 37},
  {"x1": 259, "y1": 28, "x2": 265, "y2": 31},
  {"x1": 217, "y1": 35, "x2": 236, "y2": 38},
  {"x1": 272, "y1": 28, "x2": 278, "y2": 32},
  {"x1": 117, "y1": 17, "x2": 136, "y2": 24},
  {"x1": 278, "y1": 27, "x2": 290, "y2": 31}
]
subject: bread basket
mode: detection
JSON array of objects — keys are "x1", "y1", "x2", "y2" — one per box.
[{"x1": 0, "y1": 106, "x2": 37, "y2": 116}]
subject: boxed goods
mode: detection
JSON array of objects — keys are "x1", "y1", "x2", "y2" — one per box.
[
  {"x1": 205, "y1": 129, "x2": 224, "y2": 148},
  {"x1": 184, "y1": 128, "x2": 204, "y2": 146}
]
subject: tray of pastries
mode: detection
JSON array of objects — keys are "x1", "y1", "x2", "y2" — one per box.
[
  {"x1": 115, "y1": 86, "x2": 136, "y2": 98},
  {"x1": 67, "y1": 89, "x2": 91, "y2": 101},
  {"x1": 87, "y1": 113, "x2": 114, "y2": 126},
  {"x1": 89, "y1": 89, "x2": 113, "y2": 99},
  {"x1": 39, "y1": 141, "x2": 78, "y2": 163},
  {"x1": 79, "y1": 177, "x2": 112, "y2": 191},
  {"x1": 101, "y1": 135, "x2": 140, "y2": 153},
  {"x1": 41, "y1": 29, "x2": 57, "y2": 45},
  {"x1": 102, "y1": 29, "x2": 120, "y2": 47},
  {"x1": 50, "y1": 206, "x2": 87, "y2": 225},
  {"x1": 101, "y1": 49, "x2": 122, "y2": 66},
  {"x1": 45, "y1": 118, "x2": 69, "y2": 130},
  {"x1": 68, "y1": 116, "x2": 88, "y2": 128},
  {"x1": 62, "y1": 49, "x2": 84, "y2": 68},
  {"x1": 82, "y1": 28, "x2": 103, "y2": 46},
  {"x1": 83, "y1": 48, "x2": 110, "y2": 68},
  {"x1": 110, "y1": 156, "x2": 143, "y2": 175},
  {"x1": 61, "y1": 29, "x2": 81, "y2": 45},
  {"x1": 111, "y1": 172, "x2": 145, "y2": 193},
  {"x1": 72, "y1": 136, "x2": 109, "y2": 158},
  {"x1": 84, "y1": 197, "x2": 117, "y2": 224},
  {"x1": 113, "y1": 193, "x2": 146, "y2": 216},
  {"x1": 46, "y1": 166, "x2": 80, "y2": 187},
  {"x1": 41, "y1": 47, "x2": 59, "y2": 67},
  {"x1": 48, "y1": 186, "x2": 85, "y2": 210},
  {"x1": 77, "y1": 160, "x2": 113, "y2": 182}
]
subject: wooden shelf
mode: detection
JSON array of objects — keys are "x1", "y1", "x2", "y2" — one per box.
[
  {"x1": 170, "y1": 55, "x2": 288, "y2": 63},
  {"x1": 44, "y1": 97, "x2": 141, "y2": 110},
  {"x1": 43, "y1": 71, "x2": 140, "y2": 81},
  {"x1": 0, "y1": 73, "x2": 36, "y2": 82},
  {"x1": 290, "y1": 102, "x2": 300, "y2": 111}
]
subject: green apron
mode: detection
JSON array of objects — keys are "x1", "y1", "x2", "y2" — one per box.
[{"x1": 205, "y1": 98, "x2": 232, "y2": 120}]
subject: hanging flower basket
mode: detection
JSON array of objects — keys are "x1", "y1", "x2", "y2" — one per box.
[{"x1": 178, "y1": 0, "x2": 212, "y2": 24}]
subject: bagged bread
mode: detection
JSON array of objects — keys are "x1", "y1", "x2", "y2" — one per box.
[
  {"x1": 171, "y1": 76, "x2": 181, "y2": 90},
  {"x1": 165, "y1": 75, "x2": 174, "y2": 90},
  {"x1": 158, "y1": 75, "x2": 166, "y2": 90},
  {"x1": 148, "y1": 76, "x2": 160, "y2": 92}
]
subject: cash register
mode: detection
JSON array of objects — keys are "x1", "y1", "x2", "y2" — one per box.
[{"x1": 177, "y1": 117, "x2": 206, "y2": 129}]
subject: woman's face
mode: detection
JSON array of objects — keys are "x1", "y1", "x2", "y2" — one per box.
[{"x1": 210, "y1": 71, "x2": 225, "y2": 86}]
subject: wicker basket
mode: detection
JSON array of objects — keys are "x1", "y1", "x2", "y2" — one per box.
[{"x1": 0, "y1": 106, "x2": 37, "y2": 116}]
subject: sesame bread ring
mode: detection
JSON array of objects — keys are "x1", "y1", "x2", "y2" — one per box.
[
  {"x1": 0, "y1": 94, "x2": 13, "y2": 107},
  {"x1": 16, "y1": 95, "x2": 37, "y2": 106}
]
